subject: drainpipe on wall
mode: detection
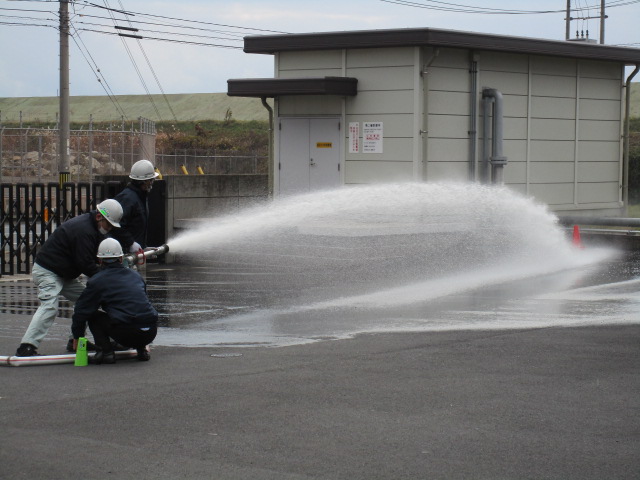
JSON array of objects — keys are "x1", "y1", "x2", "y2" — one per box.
[
  {"x1": 623, "y1": 65, "x2": 640, "y2": 211},
  {"x1": 261, "y1": 97, "x2": 274, "y2": 198},
  {"x1": 481, "y1": 88, "x2": 508, "y2": 185},
  {"x1": 468, "y1": 53, "x2": 479, "y2": 181},
  {"x1": 420, "y1": 48, "x2": 439, "y2": 180}
]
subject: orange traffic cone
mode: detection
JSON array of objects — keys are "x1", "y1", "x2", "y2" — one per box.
[{"x1": 572, "y1": 225, "x2": 584, "y2": 249}]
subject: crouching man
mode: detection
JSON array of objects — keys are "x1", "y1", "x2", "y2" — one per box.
[{"x1": 71, "y1": 238, "x2": 158, "y2": 364}]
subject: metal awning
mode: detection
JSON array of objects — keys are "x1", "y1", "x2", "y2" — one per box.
[{"x1": 227, "y1": 76, "x2": 358, "y2": 98}]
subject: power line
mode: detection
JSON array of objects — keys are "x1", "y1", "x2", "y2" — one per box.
[
  {"x1": 78, "y1": 0, "x2": 289, "y2": 34},
  {"x1": 69, "y1": 23, "x2": 129, "y2": 120},
  {"x1": 110, "y1": 0, "x2": 178, "y2": 123},
  {"x1": 379, "y1": 0, "x2": 640, "y2": 14}
]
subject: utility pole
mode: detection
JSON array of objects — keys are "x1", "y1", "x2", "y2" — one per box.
[
  {"x1": 565, "y1": 0, "x2": 571, "y2": 41},
  {"x1": 565, "y1": 0, "x2": 607, "y2": 44},
  {"x1": 599, "y1": 0, "x2": 605, "y2": 44},
  {"x1": 59, "y1": 0, "x2": 70, "y2": 187}
]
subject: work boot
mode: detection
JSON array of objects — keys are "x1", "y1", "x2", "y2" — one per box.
[
  {"x1": 15, "y1": 343, "x2": 40, "y2": 357},
  {"x1": 66, "y1": 338, "x2": 96, "y2": 352},
  {"x1": 136, "y1": 348, "x2": 151, "y2": 361},
  {"x1": 89, "y1": 350, "x2": 116, "y2": 365}
]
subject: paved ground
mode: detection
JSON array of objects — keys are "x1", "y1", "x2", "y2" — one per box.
[{"x1": 1, "y1": 301, "x2": 638, "y2": 479}]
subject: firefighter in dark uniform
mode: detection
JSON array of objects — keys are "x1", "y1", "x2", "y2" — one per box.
[
  {"x1": 15, "y1": 199, "x2": 123, "y2": 357},
  {"x1": 113, "y1": 159, "x2": 159, "y2": 253},
  {"x1": 71, "y1": 238, "x2": 158, "y2": 364}
]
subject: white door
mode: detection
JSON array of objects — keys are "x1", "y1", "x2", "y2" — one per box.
[{"x1": 279, "y1": 118, "x2": 341, "y2": 196}]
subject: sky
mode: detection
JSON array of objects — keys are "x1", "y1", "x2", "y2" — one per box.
[{"x1": 0, "y1": 0, "x2": 639, "y2": 98}]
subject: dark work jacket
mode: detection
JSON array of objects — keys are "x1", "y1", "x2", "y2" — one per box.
[
  {"x1": 35, "y1": 212, "x2": 104, "y2": 279},
  {"x1": 71, "y1": 262, "x2": 158, "y2": 338},
  {"x1": 113, "y1": 183, "x2": 149, "y2": 249}
]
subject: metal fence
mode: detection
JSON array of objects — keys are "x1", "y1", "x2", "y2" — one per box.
[
  {"x1": 0, "y1": 181, "x2": 125, "y2": 277},
  {"x1": 155, "y1": 150, "x2": 268, "y2": 176},
  {"x1": 0, "y1": 120, "x2": 152, "y2": 184},
  {"x1": 0, "y1": 125, "x2": 268, "y2": 182}
]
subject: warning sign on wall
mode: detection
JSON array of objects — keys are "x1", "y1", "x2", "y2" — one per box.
[
  {"x1": 349, "y1": 122, "x2": 360, "y2": 153},
  {"x1": 363, "y1": 122, "x2": 383, "y2": 153}
]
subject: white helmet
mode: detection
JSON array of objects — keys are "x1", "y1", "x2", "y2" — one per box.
[
  {"x1": 97, "y1": 199, "x2": 123, "y2": 228},
  {"x1": 97, "y1": 238, "x2": 124, "y2": 258},
  {"x1": 130, "y1": 159, "x2": 160, "y2": 181}
]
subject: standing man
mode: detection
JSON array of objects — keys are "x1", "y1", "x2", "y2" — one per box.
[
  {"x1": 15, "y1": 199, "x2": 123, "y2": 357},
  {"x1": 72, "y1": 238, "x2": 158, "y2": 364},
  {"x1": 113, "y1": 159, "x2": 159, "y2": 253}
]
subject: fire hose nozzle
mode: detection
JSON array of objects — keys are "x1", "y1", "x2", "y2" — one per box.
[{"x1": 124, "y1": 243, "x2": 170, "y2": 267}]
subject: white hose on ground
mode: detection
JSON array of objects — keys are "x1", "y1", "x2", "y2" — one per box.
[{"x1": 0, "y1": 349, "x2": 139, "y2": 367}]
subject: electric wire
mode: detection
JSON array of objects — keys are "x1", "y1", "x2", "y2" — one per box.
[
  {"x1": 105, "y1": 0, "x2": 177, "y2": 123},
  {"x1": 69, "y1": 24, "x2": 129, "y2": 120},
  {"x1": 94, "y1": 5, "x2": 162, "y2": 121}
]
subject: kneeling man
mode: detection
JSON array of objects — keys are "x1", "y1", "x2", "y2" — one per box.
[{"x1": 72, "y1": 238, "x2": 158, "y2": 364}]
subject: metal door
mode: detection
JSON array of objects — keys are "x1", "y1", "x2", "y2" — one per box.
[{"x1": 279, "y1": 118, "x2": 341, "y2": 195}]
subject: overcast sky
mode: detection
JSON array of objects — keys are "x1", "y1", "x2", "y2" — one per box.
[{"x1": 1, "y1": 0, "x2": 638, "y2": 98}]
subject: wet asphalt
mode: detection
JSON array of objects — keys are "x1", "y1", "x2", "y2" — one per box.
[{"x1": 1, "y1": 284, "x2": 639, "y2": 478}]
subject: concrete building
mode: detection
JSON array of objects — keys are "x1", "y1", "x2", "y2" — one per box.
[{"x1": 228, "y1": 27, "x2": 640, "y2": 216}]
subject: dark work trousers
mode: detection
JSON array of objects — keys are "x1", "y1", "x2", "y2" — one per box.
[{"x1": 88, "y1": 311, "x2": 157, "y2": 353}]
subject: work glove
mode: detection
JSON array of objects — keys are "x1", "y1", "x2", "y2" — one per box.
[{"x1": 129, "y1": 242, "x2": 142, "y2": 253}]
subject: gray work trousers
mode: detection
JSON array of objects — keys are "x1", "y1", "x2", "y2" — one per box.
[{"x1": 20, "y1": 263, "x2": 86, "y2": 347}]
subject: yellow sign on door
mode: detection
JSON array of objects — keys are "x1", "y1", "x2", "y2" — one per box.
[{"x1": 316, "y1": 142, "x2": 332, "y2": 148}]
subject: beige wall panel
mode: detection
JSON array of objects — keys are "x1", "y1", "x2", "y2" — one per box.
[
  {"x1": 426, "y1": 138, "x2": 468, "y2": 163},
  {"x1": 530, "y1": 140, "x2": 575, "y2": 162},
  {"x1": 529, "y1": 183, "x2": 575, "y2": 205},
  {"x1": 578, "y1": 120, "x2": 620, "y2": 141},
  {"x1": 579, "y1": 77, "x2": 621, "y2": 100},
  {"x1": 579, "y1": 60, "x2": 622, "y2": 80},
  {"x1": 347, "y1": 66, "x2": 415, "y2": 91},
  {"x1": 531, "y1": 96, "x2": 576, "y2": 119},
  {"x1": 530, "y1": 118, "x2": 575, "y2": 141},
  {"x1": 344, "y1": 160, "x2": 414, "y2": 183},
  {"x1": 427, "y1": 67, "x2": 470, "y2": 93},
  {"x1": 502, "y1": 160, "x2": 527, "y2": 183},
  {"x1": 577, "y1": 141, "x2": 620, "y2": 162},
  {"x1": 428, "y1": 114, "x2": 469, "y2": 139},
  {"x1": 346, "y1": 114, "x2": 414, "y2": 138},
  {"x1": 347, "y1": 47, "x2": 415, "y2": 68},
  {"x1": 278, "y1": 68, "x2": 342, "y2": 78},
  {"x1": 478, "y1": 71, "x2": 528, "y2": 95},
  {"x1": 279, "y1": 50, "x2": 342, "y2": 71},
  {"x1": 503, "y1": 117, "x2": 528, "y2": 140},
  {"x1": 502, "y1": 94, "x2": 528, "y2": 117},
  {"x1": 429, "y1": 48, "x2": 470, "y2": 69},
  {"x1": 424, "y1": 161, "x2": 469, "y2": 182},
  {"x1": 349, "y1": 90, "x2": 414, "y2": 114},
  {"x1": 579, "y1": 99, "x2": 621, "y2": 120},
  {"x1": 531, "y1": 74, "x2": 576, "y2": 97},
  {"x1": 531, "y1": 56, "x2": 577, "y2": 76},
  {"x1": 529, "y1": 161, "x2": 575, "y2": 183},
  {"x1": 345, "y1": 138, "x2": 414, "y2": 161},
  {"x1": 478, "y1": 51, "x2": 529, "y2": 73},
  {"x1": 576, "y1": 182, "x2": 620, "y2": 204},
  {"x1": 503, "y1": 139, "x2": 527, "y2": 162},
  {"x1": 577, "y1": 161, "x2": 620, "y2": 182},
  {"x1": 279, "y1": 96, "x2": 342, "y2": 116},
  {"x1": 428, "y1": 90, "x2": 470, "y2": 115}
]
